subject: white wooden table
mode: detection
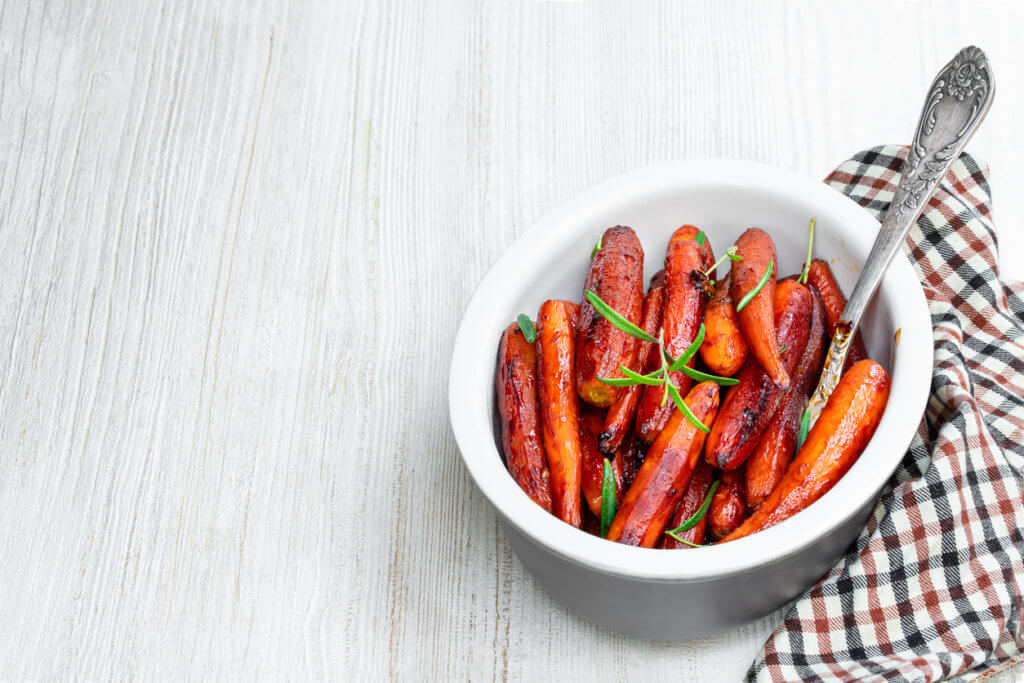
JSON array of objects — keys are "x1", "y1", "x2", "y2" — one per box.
[{"x1": 2, "y1": 1, "x2": 1021, "y2": 679}]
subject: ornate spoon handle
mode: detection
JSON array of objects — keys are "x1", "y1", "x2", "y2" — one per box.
[{"x1": 807, "y1": 46, "x2": 994, "y2": 427}]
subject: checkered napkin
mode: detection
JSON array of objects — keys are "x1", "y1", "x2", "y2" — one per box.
[{"x1": 747, "y1": 145, "x2": 1024, "y2": 682}]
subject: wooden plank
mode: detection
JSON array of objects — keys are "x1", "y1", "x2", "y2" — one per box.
[{"x1": 0, "y1": 0, "x2": 1020, "y2": 679}]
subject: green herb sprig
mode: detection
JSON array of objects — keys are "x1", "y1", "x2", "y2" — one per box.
[
  {"x1": 798, "y1": 218, "x2": 816, "y2": 286},
  {"x1": 591, "y1": 235, "x2": 603, "y2": 259},
  {"x1": 585, "y1": 290, "x2": 657, "y2": 342},
  {"x1": 694, "y1": 230, "x2": 706, "y2": 247},
  {"x1": 516, "y1": 314, "x2": 536, "y2": 343},
  {"x1": 701, "y1": 245, "x2": 742, "y2": 279},
  {"x1": 797, "y1": 406, "x2": 811, "y2": 448},
  {"x1": 585, "y1": 290, "x2": 737, "y2": 432},
  {"x1": 600, "y1": 459, "x2": 616, "y2": 536},
  {"x1": 735, "y1": 258, "x2": 773, "y2": 313},
  {"x1": 665, "y1": 480, "x2": 720, "y2": 547}
]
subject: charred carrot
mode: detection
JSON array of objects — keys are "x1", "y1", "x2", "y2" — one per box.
[
  {"x1": 600, "y1": 271, "x2": 666, "y2": 455},
  {"x1": 635, "y1": 229, "x2": 709, "y2": 442},
  {"x1": 537, "y1": 299, "x2": 584, "y2": 527},
  {"x1": 658, "y1": 459, "x2": 715, "y2": 549},
  {"x1": 619, "y1": 433, "x2": 646, "y2": 491},
  {"x1": 576, "y1": 226, "x2": 645, "y2": 407},
  {"x1": 699, "y1": 272, "x2": 748, "y2": 377},
  {"x1": 732, "y1": 228, "x2": 789, "y2": 388},
  {"x1": 705, "y1": 280, "x2": 812, "y2": 470},
  {"x1": 580, "y1": 407, "x2": 624, "y2": 517},
  {"x1": 607, "y1": 382, "x2": 720, "y2": 547},
  {"x1": 495, "y1": 321, "x2": 554, "y2": 511},
  {"x1": 807, "y1": 259, "x2": 868, "y2": 368},
  {"x1": 724, "y1": 360, "x2": 891, "y2": 542},
  {"x1": 707, "y1": 468, "x2": 748, "y2": 540},
  {"x1": 745, "y1": 288, "x2": 827, "y2": 508}
]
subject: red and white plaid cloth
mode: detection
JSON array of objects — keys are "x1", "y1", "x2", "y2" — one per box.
[{"x1": 748, "y1": 146, "x2": 1024, "y2": 682}]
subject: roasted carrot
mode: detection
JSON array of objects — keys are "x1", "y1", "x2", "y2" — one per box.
[
  {"x1": 536, "y1": 299, "x2": 584, "y2": 527},
  {"x1": 705, "y1": 280, "x2": 812, "y2": 470},
  {"x1": 619, "y1": 433, "x2": 646, "y2": 491},
  {"x1": 495, "y1": 321, "x2": 554, "y2": 511},
  {"x1": 732, "y1": 228, "x2": 789, "y2": 388},
  {"x1": 658, "y1": 459, "x2": 715, "y2": 549},
  {"x1": 668, "y1": 224, "x2": 716, "y2": 273},
  {"x1": 699, "y1": 272, "x2": 748, "y2": 377},
  {"x1": 745, "y1": 288, "x2": 827, "y2": 508},
  {"x1": 723, "y1": 360, "x2": 891, "y2": 542},
  {"x1": 807, "y1": 259, "x2": 868, "y2": 368},
  {"x1": 580, "y1": 407, "x2": 624, "y2": 517},
  {"x1": 607, "y1": 382, "x2": 720, "y2": 547},
  {"x1": 600, "y1": 270, "x2": 666, "y2": 455},
  {"x1": 707, "y1": 468, "x2": 748, "y2": 540},
  {"x1": 635, "y1": 229, "x2": 709, "y2": 442},
  {"x1": 576, "y1": 226, "x2": 645, "y2": 407}
]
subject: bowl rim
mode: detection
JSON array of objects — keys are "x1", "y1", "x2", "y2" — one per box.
[{"x1": 448, "y1": 159, "x2": 932, "y2": 580}]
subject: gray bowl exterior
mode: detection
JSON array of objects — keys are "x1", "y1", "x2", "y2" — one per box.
[{"x1": 497, "y1": 492, "x2": 879, "y2": 641}]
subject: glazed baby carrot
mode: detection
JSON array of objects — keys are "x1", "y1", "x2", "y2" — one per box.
[
  {"x1": 705, "y1": 280, "x2": 812, "y2": 470},
  {"x1": 745, "y1": 288, "x2": 826, "y2": 508},
  {"x1": 537, "y1": 299, "x2": 584, "y2": 527},
  {"x1": 618, "y1": 433, "x2": 646, "y2": 491},
  {"x1": 576, "y1": 226, "x2": 645, "y2": 407},
  {"x1": 607, "y1": 381, "x2": 719, "y2": 547},
  {"x1": 699, "y1": 272, "x2": 748, "y2": 377},
  {"x1": 658, "y1": 459, "x2": 715, "y2": 549},
  {"x1": 600, "y1": 270, "x2": 666, "y2": 455},
  {"x1": 731, "y1": 228, "x2": 789, "y2": 389},
  {"x1": 723, "y1": 360, "x2": 890, "y2": 542},
  {"x1": 580, "y1": 406, "x2": 624, "y2": 517},
  {"x1": 706, "y1": 468, "x2": 747, "y2": 540},
  {"x1": 635, "y1": 228, "x2": 710, "y2": 442},
  {"x1": 495, "y1": 321, "x2": 554, "y2": 511},
  {"x1": 806, "y1": 259, "x2": 868, "y2": 368}
]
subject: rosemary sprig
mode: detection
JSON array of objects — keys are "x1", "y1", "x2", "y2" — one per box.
[
  {"x1": 600, "y1": 458, "x2": 616, "y2": 536},
  {"x1": 516, "y1": 314, "x2": 536, "y2": 343},
  {"x1": 585, "y1": 290, "x2": 657, "y2": 342},
  {"x1": 665, "y1": 481, "x2": 720, "y2": 545},
  {"x1": 701, "y1": 245, "x2": 742, "y2": 278},
  {"x1": 735, "y1": 258, "x2": 773, "y2": 313},
  {"x1": 588, "y1": 295, "x2": 732, "y2": 432},
  {"x1": 694, "y1": 230, "x2": 706, "y2": 247},
  {"x1": 676, "y1": 365, "x2": 740, "y2": 386},
  {"x1": 591, "y1": 234, "x2": 603, "y2": 259},
  {"x1": 798, "y1": 218, "x2": 816, "y2": 285},
  {"x1": 597, "y1": 323, "x2": 737, "y2": 390},
  {"x1": 797, "y1": 406, "x2": 811, "y2": 448}
]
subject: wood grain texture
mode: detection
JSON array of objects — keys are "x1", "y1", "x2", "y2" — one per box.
[{"x1": 0, "y1": 0, "x2": 1021, "y2": 679}]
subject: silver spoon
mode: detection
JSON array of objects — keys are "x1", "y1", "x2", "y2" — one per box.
[{"x1": 806, "y1": 46, "x2": 995, "y2": 427}]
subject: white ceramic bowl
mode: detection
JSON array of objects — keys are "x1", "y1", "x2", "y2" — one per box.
[{"x1": 448, "y1": 160, "x2": 931, "y2": 640}]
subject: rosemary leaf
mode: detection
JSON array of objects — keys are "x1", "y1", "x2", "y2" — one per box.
[
  {"x1": 666, "y1": 382, "x2": 710, "y2": 433},
  {"x1": 798, "y1": 218, "x2": 816, "y2": 285},
  {"x1": 665, "y1": 530, "x2": 704, "y2": 548},
  {"x1": 666, "y1": 481, "x2": 720, "y2": 534},
  {"x1": 516, "y1": 314, "x2": 536, "y2": 343},
  {"x1": 600, "y1": 458, "x2": 616, "y2": 536},
  {"x1": 597, "y1": 365, "x2": 663, "y2": 387},
  {"x1": 585, "y1": 290, "x2": 657, "y2": 343},
  {"x1": 591, "y1": 234, "x2": 603, "y2": 259},
  {"x1": 694, "y1": 230, "x2": 706, "y2": 246},
  {"x1": 797, "y1": 406, "x2": 811, "y2": 448},
  {"x1": 666, "y1": 324, "x2": 706, "y2": 372},
  {"x1": 677, "y1": 365, "x2": 740, "y2": 386},
  {"x1": 735, "y1": 258, "x2": 773, "y2": 313}
]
